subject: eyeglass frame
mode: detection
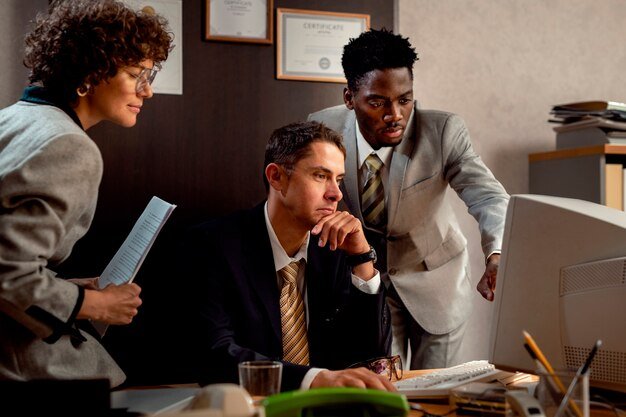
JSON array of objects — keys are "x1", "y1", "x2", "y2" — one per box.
[
  {"x1": 347, "y1": 355, "x2": 403, "y2": 381},
  {"x1": 124, "y1": 65, "x2": 160, "y2": 93}
]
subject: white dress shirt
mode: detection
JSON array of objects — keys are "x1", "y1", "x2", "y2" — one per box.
[
  {"x1": 355, "y1": 120, "x2": 394, "y2": 199},
  {"x1": 355, "y1": 117, "x2": 500, "y2": 262},
  {"x1": 263, "y1": 203, "x2": 381, "y2": 389}
]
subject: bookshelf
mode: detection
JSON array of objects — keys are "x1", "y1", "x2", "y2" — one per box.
[{"x1": 529, "y1": 145, "x2": 626, "y2": 210}]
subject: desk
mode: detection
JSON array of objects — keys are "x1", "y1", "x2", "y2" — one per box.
[
  {"x1": 120, "y1": 370, "x2": 619, "y2": 417},
  {"x1": 112, "y1": 384, "x2": 201, "y2": 414},
  {"x1": 402, "y1": 371, "x2": 617, "y2": 417}
]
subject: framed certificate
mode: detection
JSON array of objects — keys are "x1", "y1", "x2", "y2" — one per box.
[
  {"x1": 276, "y1": 8, "x2": 370, "y2": 83},
  {"x1": 205, "y1": 0, "x2": 273, "y2": 44}
]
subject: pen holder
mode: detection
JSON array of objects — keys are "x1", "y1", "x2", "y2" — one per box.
[{"x1": 535, "y1": 370, "x2": 589, "y2": 417}]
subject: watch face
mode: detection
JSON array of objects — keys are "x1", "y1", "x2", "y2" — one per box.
[
  {"x1": 366, "y1": 245, "x2": 377, "y2": 262},
  {"x1": 370, "y1": 247, "x2": 378, "y2": 263}
]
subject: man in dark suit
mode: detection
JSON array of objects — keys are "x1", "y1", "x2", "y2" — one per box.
[{"x1": 184, "y1": 121, "x2": 393, "y2": 391}]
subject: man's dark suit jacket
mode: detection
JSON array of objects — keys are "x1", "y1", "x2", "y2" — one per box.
[{"x1": 182, "y1": 203, "x2": 391, "y2": 391}]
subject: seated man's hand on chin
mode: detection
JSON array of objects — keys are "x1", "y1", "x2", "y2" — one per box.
[{"x1": 310, "y1": 368, "x2": 396, "y2": 391}]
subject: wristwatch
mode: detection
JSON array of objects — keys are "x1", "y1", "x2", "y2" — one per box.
[{"x1": 346, "y1": 245, "x2": 377, "y2": 267}]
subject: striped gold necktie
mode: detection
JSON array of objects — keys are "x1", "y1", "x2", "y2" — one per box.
[
  {"x1": 279, "y1": 259, "x2": 309, "y2": 365},
  {"x1": 362, "y1": 154, "x2": 386, "y2": 229}
]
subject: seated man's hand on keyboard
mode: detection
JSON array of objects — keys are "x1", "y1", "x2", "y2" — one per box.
[{"x1": 311, "y1": 368, "x2": 397, "y2": 391}]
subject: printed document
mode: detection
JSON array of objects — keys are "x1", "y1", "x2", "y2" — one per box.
[
  {"x1": 93, "y1": 196, "x2": 176, "y2": 335},
  {"x1": 98, "y1": 196, "x2": 176, "y2": 288}
]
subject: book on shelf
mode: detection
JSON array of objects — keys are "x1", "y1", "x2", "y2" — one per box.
[
  {"x1": 623, "y1": 168, "x2": 626, "y2": 213},
  {"x1": 550, "y1": 101, "x2": 626, "y2": 124},
  {"x1": 556, "y1": 127, "x2": 626, "y2": 149},
  {"x1": 605, "y1": 164, "x2": 623, "y2": 211}
]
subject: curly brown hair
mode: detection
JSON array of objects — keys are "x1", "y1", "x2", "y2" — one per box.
[{"x1": 24, "y1": 0, "x2": 173, "y2": 103}]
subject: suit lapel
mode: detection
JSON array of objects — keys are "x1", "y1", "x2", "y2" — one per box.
[
  {"x1": 304, "y1": 235, "x2": 334, "y2": 360},
  {"x1": 242, "y1": 204, "x2": 282, "y2": 342},
  {"x1": 387, "y1": 104, "x2": 417, "y2": 229}
]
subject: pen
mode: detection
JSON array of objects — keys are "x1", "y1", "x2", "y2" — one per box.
[
  {"x1": 523, "y1": 343, "x2": 548, "y2": 374},
  {"x1": 554, "y1": 340, "x2": 601, "y2": 417},
  {"x1": 579, "y1": 339, "x2": 601, "y2": 375},
  {"x1": 523, "y1": 330, "x2": 583, "y2": 417}
]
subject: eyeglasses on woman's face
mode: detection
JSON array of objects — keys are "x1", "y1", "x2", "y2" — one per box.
[
  {"x1": 348, "y1": 355, "x2": 403, "y2": 381},
  {"x1": 124, "y1": 65, "x2": 160, "y2": 93}
]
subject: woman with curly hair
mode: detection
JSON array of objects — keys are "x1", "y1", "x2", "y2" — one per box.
[{"x1": 0, "y1": 0, "x2": 172, "y2": 386}]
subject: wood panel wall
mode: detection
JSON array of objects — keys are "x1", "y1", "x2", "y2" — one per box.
[{"x1": 54, "y1": 0, "x2": 392, "y2": 385}]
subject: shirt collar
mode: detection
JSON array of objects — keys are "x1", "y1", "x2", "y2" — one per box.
[
  {"x1": 20, "y1": 86, "x2": 84, "y2": 130},
  {"x1": 355, "y1": 119, "x2": 393, "y2": 169},
  {"x1": 264, "y1": 202, "x2": 308, "y2": 272}
]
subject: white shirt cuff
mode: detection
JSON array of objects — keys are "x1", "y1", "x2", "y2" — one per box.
[
  {"x1": 351, "y1": 269, "x2": 381, "y2": 294},
  {"x1": 301, "y1": 368, "x2": 326, "y2": 390},
  {"x1": 487, "y1": 250, "x2": 501, "y2": 264}
]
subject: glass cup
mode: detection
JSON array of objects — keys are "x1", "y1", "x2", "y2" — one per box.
[
  {"x1": 535, "y1": 370, "x2": 590, "y2": 417},
  {"x1": 238, "y1": 361, "x2": 282, "y2": 403}
]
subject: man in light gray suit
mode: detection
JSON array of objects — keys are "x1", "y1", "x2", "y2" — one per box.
[{"x1": 308, "y1": 29, "x2": 509, "y2": 369}]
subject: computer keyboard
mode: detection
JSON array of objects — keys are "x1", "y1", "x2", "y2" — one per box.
[{"x1": 394, "y1": 360, "x2": 501, "y2": 398}]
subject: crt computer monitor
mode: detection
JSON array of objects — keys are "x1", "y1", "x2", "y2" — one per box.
[{"x1": 490, "y1": 194, "x2": 626, "y2": 392}]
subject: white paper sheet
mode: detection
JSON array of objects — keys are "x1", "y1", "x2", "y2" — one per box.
[
  {"x1": 93, "y1": 196, "x2": 175, "y2": 335},
  {"x1": 98, "y1": 196, "x2": 176, "y2": 288}
]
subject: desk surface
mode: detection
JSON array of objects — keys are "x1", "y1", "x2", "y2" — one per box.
[{"x1": 120, "y1": 374, "x2": 615, "y2": 417}]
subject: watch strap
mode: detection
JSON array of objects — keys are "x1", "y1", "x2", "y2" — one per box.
[{"x1": 346, "y1": 245, "x2": 377, "y2": 267}]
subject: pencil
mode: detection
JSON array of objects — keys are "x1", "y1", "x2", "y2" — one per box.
[{"x1": 522, "y1": 330, "x2": 583, "y2": 417}]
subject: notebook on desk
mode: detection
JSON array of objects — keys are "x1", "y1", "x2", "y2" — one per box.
[{"x1": 111, "y1": 387, "x2": 201, "y2": 414}]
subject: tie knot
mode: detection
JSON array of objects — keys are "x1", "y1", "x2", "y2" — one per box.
[
  {"x1": 280, "y1": 259, "x2": 303, "y2": 285},
  {"x1": 364, "y1": 154, "x2": 383, "y2": 172}
]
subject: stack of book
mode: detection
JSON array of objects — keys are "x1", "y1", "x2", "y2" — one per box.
[{"x1": 549, "y1": 100, "x2": 626, "y2": 149}]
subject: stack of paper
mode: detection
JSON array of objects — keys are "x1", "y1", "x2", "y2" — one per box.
[
  {"x1": 549, "y1": 101, "x2": 626, "y2": 149},
  {"x1": 550, "y1": 100, "x2": 626, "y2": 122}
]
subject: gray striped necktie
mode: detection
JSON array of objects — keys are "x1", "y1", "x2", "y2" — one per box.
[
  {"x1": 279, "y1": 259, "x2": 309, "y2": 365},
  {"x1": 362, "y1": 154, "x2": 387, "y2": 229}
]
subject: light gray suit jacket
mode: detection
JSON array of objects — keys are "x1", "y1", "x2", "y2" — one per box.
[
  {"x1": 309, "y1": 103, "x2": 509, "y2": 334},
  {"x1": 0, "y1": 101, "x2": 125, "y2": 386}
]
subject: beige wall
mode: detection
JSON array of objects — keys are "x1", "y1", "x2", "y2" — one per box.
[
  {"x1": 0, "y1": 0, "x2": 47, "y2": 107},
  {"x1": 398, "y1": 0, "x2": 626, "y2": 362}
]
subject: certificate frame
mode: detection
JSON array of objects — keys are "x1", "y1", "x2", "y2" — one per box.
[
  {"x1": 205, "y1": 0, "x2": 273, "y2": 44},
  {"x1": 276, "y1": 8, "x2": 370, "y2": 83}
]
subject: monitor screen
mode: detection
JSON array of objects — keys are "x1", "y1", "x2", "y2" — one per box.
[{"x1": 490, "y1": 194, "x2": 626, "y2": 392}]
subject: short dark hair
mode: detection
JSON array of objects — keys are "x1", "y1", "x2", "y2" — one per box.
[
  {"x1": 342, "y1": 28, "x2": 418, "y2": 91},
  {"x1": 23, "y1": 0, "x2": 173, "y2": 104},
  {"x1": 263, "y1": 121, "x2": 346, "y2": 191}
]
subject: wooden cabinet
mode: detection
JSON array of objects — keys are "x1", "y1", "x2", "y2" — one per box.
[{"x1": 529, "y1": 145, "x2": 626, "y2": 210}]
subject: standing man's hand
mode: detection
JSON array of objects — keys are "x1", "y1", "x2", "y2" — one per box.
[{"x1": 477, "y1": 254, "x2": 500, "y2": 301}]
